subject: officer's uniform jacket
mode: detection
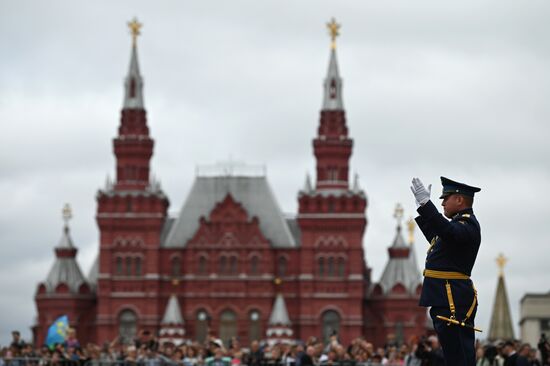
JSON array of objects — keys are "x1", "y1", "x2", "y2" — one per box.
[{"x1": 415, "y1": 200, "x2": 481, "y2": 308}]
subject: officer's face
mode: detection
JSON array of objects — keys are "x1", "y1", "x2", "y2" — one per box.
[{"x1": 441, "y1": 194, "x2": 461, "y2": 218}]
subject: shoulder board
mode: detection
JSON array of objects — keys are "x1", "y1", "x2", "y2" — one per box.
[{"x1": 462, "y1": 214, "x2": 471, "y2": 218}]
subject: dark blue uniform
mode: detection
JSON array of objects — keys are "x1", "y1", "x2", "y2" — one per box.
[{"x1": 415, "y1": 200, "x2": 481, "y2": 366}]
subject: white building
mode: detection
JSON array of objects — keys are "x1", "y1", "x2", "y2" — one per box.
[{"x1": 520, "y1": 292, "x2": 550, "y2": 346}]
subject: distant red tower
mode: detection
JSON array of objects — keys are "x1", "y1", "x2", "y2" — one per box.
[
  {"x1": 95, "y1": 19, "x2": 169, "y2": 342},
  {"x1": 296, "y1": 20, "x2": 368, "y2": 346}
]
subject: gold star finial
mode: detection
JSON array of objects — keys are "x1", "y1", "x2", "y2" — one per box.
[
  {"x1": 62, "y1": 203, "x2": 72, "y2": 226},
  {"x1": 496, "y1": 253, "x2": 507, "y2": 277},
  {"x1": 128, "y1": 17, "x2": 142, "y2": 47},
  {"x1": 407, "y1": 217, "x2": 415, "y2": 245},
  {"x1": 393, "y1": 203, "x2": 404, "y2": 228},
  {"x1": 326, "y1": 18, "x2": 341, "y2": 50}
]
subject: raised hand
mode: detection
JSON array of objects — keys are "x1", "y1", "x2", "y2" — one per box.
[{"x1": 410, "y1": 177, "x2": 432, "y2": 207}]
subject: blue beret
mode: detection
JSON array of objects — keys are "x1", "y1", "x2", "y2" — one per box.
[{"x1": 439, "y1": 176, "x2": 481, "y2": 199}]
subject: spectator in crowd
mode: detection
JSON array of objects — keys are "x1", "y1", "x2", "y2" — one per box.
[
  {"x1": 300, "y1": 346, "x2": 315, "y2": 366},
  {"x1": 476, "y1": 344, "x2": 499, "y2": 366},
  {"x1": 10, "y1": 332, "x2": 26, "y2": 354},
  {"x1": 205, "y1": 346, "x2": 230, "y2": 366},
  {"x1": 404, "y1": 340, "x2": 422, "y2": 366},
  {"x1": 242, "y1": 340, "x2": 262, "y2": 366},
  {"x1": 503, "y1": 341, "x2": 518, "y2": 366},
  {"x1": 64, "y1": 328, "x2": 80, "y2": 350},
  {"x1": 3, "y1": 328, "x2": 550, "y2": 366},
  {"x1": 539, "y1": 334, "x2": 550, "y2": 366}
]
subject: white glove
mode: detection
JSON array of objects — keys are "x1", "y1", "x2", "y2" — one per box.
[{"x1": 410, "y1": 177, "x2": 432, "y2": 207}]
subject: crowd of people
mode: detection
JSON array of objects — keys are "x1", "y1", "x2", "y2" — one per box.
[{"x1": 1, "y1": 329, "x2": 549, "y2": 366}]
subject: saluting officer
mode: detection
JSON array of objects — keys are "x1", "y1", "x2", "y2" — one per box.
[{"x1": 410, "y1": 176, "x2": 481, "y2": 366}]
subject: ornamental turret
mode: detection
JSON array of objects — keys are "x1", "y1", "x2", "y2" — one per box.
[
  {"x1": 34, "y1": 204, "x2": 95, "y2": 347},
  {"x1": 159, "y1": 294, "x2": 186, "y2": 346},
  {"x1": 40, "y1": 204, "x2": 88, "y2": 294},
  {"x1": 266, "y1": 292, "x2": 294, "y2": 346},
  {"x1": 376, "y1": 205, "x2": 422, "y2": 296}
]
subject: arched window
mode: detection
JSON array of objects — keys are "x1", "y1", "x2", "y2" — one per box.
[
  {"x1": 278, "y1": 256, "x2": 287, "y2": 277},
  {"x1": 195, "y1": 310, "x2": 209, "y2": 343},
  {"x1": 318, "y1": 257, "x2": 325, "y2": 277},
  {"x1": 116, "y1": 257, "x2": 123, "y2": 275},
  {"x1": 250, "y1": 256, "x2": 259, "y2": 275},
  {"x1": 135, "y1": 257, "x2": 142, "y2": 276},
  {"x1": 219, "y1": 256, "x2": 227, "y2": 275},
  {"x1": 198, "y1": 256, "x2": 207, "y2": 275},
  {"x1": 321, "y1": 310, "x2": 341, "y2": 344},
  {"x1": 230, "y1": 256, "x2": 237, "y2": 275},
  {"x1": 219, "y1": 310, "x2": 237, "y2": 347},
  {"x1": 171, "y1": 257, "x2": 181, "y2": 276},
  {"x1": 118, "y1": 310, "x2": 137, "y2": 344},
  {"x1": 327, "y1": 257, "x2": 335, "y2": 277},
  {"x1": 337, "y1": 257, "x2": 345, "y2": 278},
  {"x1": 125, "y1": 257, "x2": 132, "y2": 276},
  {"x1": 249, "y1": 310, "x2": 261, "y2": 342}
]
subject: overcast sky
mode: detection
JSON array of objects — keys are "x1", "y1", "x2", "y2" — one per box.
[{"x1": 1, "y1": 0, "x2": 549, "y2": 347}]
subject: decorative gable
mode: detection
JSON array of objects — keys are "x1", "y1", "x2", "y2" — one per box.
[{"x1": 188, "y1": 193, "x2": 270, "y2": 248}]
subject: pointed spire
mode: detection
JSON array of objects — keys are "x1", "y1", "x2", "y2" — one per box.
[
  {"x1": 352, "y1": 173, "x2": 360, "y2": 193},
  {"x1": 322, "y1": 47, "x2": 344, "y2": 111},
  {"x1": 57, "y1": 204, "x2": 75, "y2": 249},
  {"x1": 161, "y1": 294, "x2": 184, "y2": 325},
  {"x1": 488, "y1": 254, "x2": 515, "y2": 341},
  {"x1": 123, "y1": 18, "x2": 144, "y2": 109},
  {"x1": 104, "y1": 174, "x2": 113, "y2": 191},
  {"x1": 322, "y1": 18, "x2": 343, "y2": 110},
  {"x1": 407, "y1": 217, "x2": 415, "y2": 245},
  {"x1": 390, "y1": 204, "x2": 408, "y2": 249},
  {"x1": 269, "y1": 293, "x2": 291, "y2": 326},
  {"x1": 42, "y1": 204, "x2": 88, "y2": 293},
  {"x1": 266, "y1": 293, "x2": 294, "y2": 345},
  {"x1": 159, "y1": 294, "x2": 186, "y2": 346},
  {"x1": 303, "y1": 173, "x2": 313, "y2": 193}
]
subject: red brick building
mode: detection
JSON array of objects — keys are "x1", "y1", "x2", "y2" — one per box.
[{"x1": 33, "y1": 26, "x2": 428, "y2": 348}]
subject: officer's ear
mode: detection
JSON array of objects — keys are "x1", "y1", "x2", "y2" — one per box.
[{"x1": 457, "y1": 194, "x2": 473, "y2": 208}]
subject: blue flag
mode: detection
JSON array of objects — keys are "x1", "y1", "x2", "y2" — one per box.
[{"x1": 45, "y1": 315, "x2": 69, "y2": 348}]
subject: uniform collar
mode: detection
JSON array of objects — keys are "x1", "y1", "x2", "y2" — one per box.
[{"x1": 452, "y1": 207, "x2": 474, "y2": 220}]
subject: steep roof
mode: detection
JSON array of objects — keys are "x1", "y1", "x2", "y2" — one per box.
[
  {"x1": 488, "y1": 274, "x2": 515, "y2": 340},
  {"x1": 322, "y1": 49, "x2": 344, "y2": 110},
  {"x1": 377, "y1": 225, "x2": 421, "y2": 295},
  {"x1": 44, "y1": 226, "x2": 88, "y2": 293},
  {"x1": 162, "y1": 294, "x2": 184, "y2": 324},
  {"x1": 269, "y1": 293, "x2": 291, "y2": 325},
  {"x1": 163, "y1": 176, "x2": 297, "y2": 248},
  {"x1": 123, "y1": 43, "x2": 144, "y2": 109},
  {"x1": 87, "y1": 254, "x2": 99, "y2": 290}
]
